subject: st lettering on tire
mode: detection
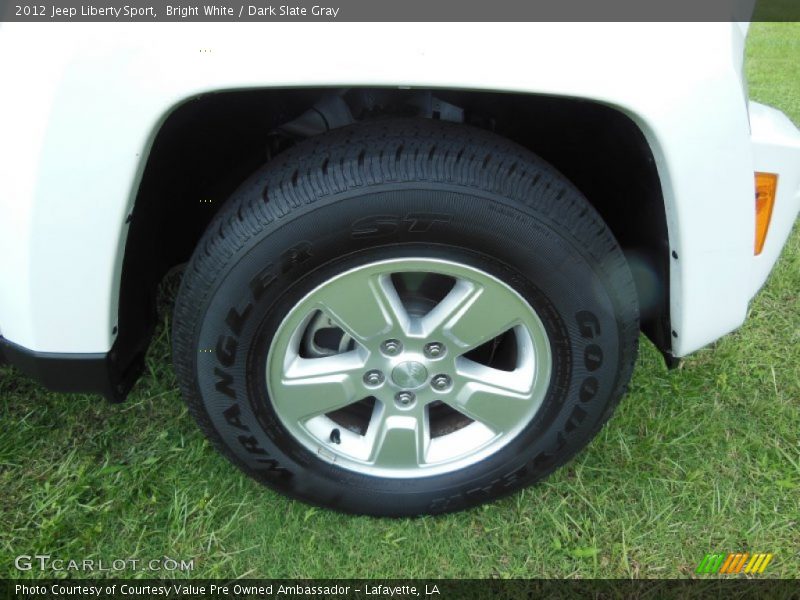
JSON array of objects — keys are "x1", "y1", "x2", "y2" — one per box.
[{"x1": 172, "y1": 118, "x2": 639, "y2": 516}]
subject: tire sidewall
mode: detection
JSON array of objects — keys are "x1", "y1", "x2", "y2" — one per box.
[{"x1": 190, "y1": 184, "x2": 624, "y2": 515}]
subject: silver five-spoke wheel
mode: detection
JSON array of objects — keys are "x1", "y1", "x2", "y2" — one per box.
[{"x1": 267, "y1": 258, "x2": 552, "y2": 478}]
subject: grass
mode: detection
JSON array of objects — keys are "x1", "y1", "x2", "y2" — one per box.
[{"x1": 1, "y1": 24, "x2": 798, "y2": 580}]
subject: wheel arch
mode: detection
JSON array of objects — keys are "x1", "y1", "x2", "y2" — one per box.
[{"x1": 112, "y1": 88, "x2": 672, "y2": 401}]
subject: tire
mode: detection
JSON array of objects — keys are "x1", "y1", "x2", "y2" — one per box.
[{"x1": 172, "y1": 118, "x2": 639, "y2": 516}]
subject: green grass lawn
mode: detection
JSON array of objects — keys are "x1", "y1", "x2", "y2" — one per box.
[{"x1": 1, "y1": 24, "x2": 798, "y2": 580}]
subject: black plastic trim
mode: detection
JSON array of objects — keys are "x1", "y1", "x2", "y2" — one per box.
[{"x1": 0, "y1": 337, "x2": 142, "y2": 402}]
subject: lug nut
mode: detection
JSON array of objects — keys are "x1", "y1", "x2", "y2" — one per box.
[
  {"x1": 431, "y1": 374, "x2": 452, "y2": 391},
  {"x1": 395, "y1": 391, "x2": 416, "y2": 407},
  {"x1": 424, "y1": 342, "x2": 446, "y2": 359},
  {"x1": 363, "y1": 370, "x2": 385, "y2": 387},
  {"x1": 381, "y1": 339, "x2": 403, "y2": 356}
]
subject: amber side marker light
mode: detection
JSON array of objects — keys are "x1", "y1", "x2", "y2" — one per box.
[{"x1": 755, "y1": 172, "x2": 778, "y2": 255}]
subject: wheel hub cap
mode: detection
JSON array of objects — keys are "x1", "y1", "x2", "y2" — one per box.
[{"x1": 391, "y1": 361, "x2": 428, "y2": 389}]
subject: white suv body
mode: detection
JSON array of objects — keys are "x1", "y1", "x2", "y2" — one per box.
[{"x1": 1, "y1": 23, "x2": 798, "y2": 360}]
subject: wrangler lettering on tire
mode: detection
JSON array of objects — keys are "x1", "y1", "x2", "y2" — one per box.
[{"x1": 172, "y1": 118, "x2": 639, "y2": 516}]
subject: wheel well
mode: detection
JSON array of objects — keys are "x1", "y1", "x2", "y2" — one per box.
[{"x1": 116, "y1": 88, "x2": 670, "y2": 395}]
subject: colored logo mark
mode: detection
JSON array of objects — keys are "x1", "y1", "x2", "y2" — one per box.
[{"x1": 695, "y1": 553, "x2": 773, "y2": 574}]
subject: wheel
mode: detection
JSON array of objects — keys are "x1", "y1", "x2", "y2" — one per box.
[{"x1": 172, "y1": 118, "x2": 639, "y2": 516}]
